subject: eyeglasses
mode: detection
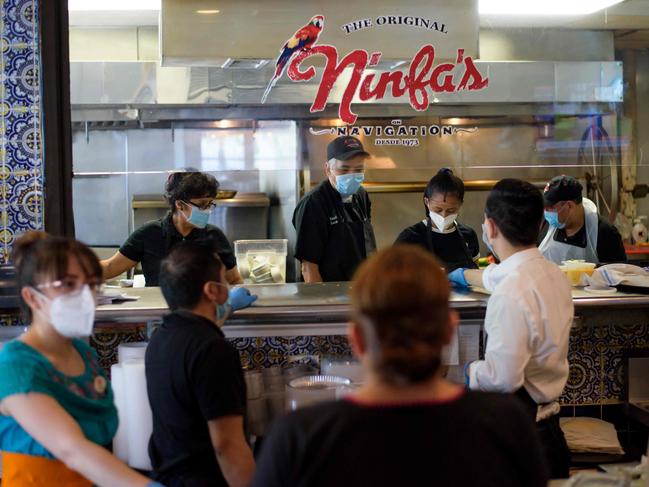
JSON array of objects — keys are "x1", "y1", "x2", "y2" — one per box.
[
  {"x1": 37, "y1": 278, "x2": 102, "y2": 296},
  {"x1": 183, "y1": 200, "x2": 218, "y2": 211}
]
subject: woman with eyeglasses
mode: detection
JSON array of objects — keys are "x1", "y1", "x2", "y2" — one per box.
[
  {"x1": 0, "y1": 231, "x2": 162, "y2": 487},
  {"x1": 101, "y1": 171, "x2": 245, "y2": 287}
]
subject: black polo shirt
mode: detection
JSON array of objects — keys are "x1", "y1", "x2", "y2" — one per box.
[
  {"x1": 145, "y1": 310, "x2": 246, "y2": 486},
  {"x1": 292, "y1": 181, "x2": 376, "y2": 282},
  {"x1": 539, "y1": 216, "x2": 627, "y2": 264},
  {"x1": 395, "y1": 220, "x2": 480, "y2": 272},
  {"x1": 119, "y1": 213, "x2": 237, "y2": 286}
]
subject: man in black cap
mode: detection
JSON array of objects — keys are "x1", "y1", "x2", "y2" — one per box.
[
  {"x1": 292, "y1": 136, "x2": 377, "y2": 282},
  {"x1": 539, "y1": 175, "x2": 626, "y2": 265}
]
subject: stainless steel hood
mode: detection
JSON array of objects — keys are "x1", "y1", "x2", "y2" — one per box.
[{"x1": 69, "y1": 60, "x2": 623, "y2": 122}]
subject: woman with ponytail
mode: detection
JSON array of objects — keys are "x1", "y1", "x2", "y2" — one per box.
[
  {"x1": 395, "y1": 168, "x2": 480, "y2": 272},
  {"x1": 251, "y1": 245, "x2": 548, "y2": 487}
]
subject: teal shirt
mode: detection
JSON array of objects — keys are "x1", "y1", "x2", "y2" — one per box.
[{"x1": 0, "y1": 339, "x2": 118, "y2": 458}]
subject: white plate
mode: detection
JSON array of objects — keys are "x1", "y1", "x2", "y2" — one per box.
[{"x1": 584, "y1": 286, "x2": 617, "y2": 295}]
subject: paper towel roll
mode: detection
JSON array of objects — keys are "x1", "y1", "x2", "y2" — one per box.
[
  {"x1": 118, "y1": 342, "x2": 147, "y2": 364},
  {"x1": 110, "y1": 363, "x2": 129, "y2": 462},
  {"x1": 122, "y1": 359, "x2": 153, "y2": 471}
]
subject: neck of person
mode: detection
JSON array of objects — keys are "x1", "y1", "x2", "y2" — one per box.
[
  {"x1": 23, "y1": 316, "x2": 75, "y2": 356},
  {"x1": 563, "y1": 205, "x2": 585, "y2": 237},
  {"x1": 172, "y1": 210, "x2": 194, "y2": 237},
  {"x1": 495, "y1": 241, "x2": 537, "y2": 262},
  {"x1": 354, "y1": 368, "x2": 461, "y2": 404},
  {"x1": 181, "y1": 301, "x2": 218, "y2": 326}
]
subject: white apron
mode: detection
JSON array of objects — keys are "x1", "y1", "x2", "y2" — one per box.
[{"x1": 539, "y1": 197, "x2": 599, "y2": 264}]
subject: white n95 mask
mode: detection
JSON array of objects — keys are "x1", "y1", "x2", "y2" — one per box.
[
  {"x1": 430, "y1": 211, "x2": 457, "y2": 232},
  {"x1": 34, "y1": 285, "x2": 96, "y2": 338}
]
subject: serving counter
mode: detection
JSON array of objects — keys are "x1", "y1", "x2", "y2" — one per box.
[{"x1": 96, "y1": 282, "x2": 649, "y2": 337}]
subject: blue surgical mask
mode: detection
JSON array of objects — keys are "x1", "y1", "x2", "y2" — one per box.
[
  {"x1": 214, "y1": 283, "x2": 232, "y2": 326},
  {"x1": 544, "y1": 210, "x2": 566, "y2": 229},
  {"x1": 481, "y1": 223, "x2": 496, "y2": 256},
  {"x1": 335, "y1": 173, "x2": 364, "y2": 198},
  {"x1": 183, "y1": 202, "x2": 211, "y2": 229}
]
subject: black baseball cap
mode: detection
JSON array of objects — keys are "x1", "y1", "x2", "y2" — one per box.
[
  {"x1": 543, "y1": 175, "x2": 583, "y2": 206},
  {"x1": 327, "y1": 136, "x2": 369, "y2": 161}
]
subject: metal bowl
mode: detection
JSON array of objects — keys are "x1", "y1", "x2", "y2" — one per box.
[{"x1": 217, "y1": 190, "x2": 237, "y2": 199}]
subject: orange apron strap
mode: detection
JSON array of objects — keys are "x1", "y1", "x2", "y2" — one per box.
[{"x1": 2, "y1": 451, "x2": 92, "y2": 487}]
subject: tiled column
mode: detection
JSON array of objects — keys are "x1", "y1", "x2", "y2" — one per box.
[{"x1": 0, "y1": 0, "x2": 43, "y2": 265}]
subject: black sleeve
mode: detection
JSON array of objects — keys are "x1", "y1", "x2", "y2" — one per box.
[
  {"x1": 597, "y1": 219, "x2": 627, "y2": 264},
  {"x1": 537, "y1": 220, "x2": 550, "y2": 245},
  {"x1": 250, "y1": 414, "x2": 298, "y2": 487},
  {"x1": 293, "y1": 197, "x2": 329, "y2": 264},
  {"x1": 206, "y1": 227, "x2": 237, "y2": 270},
  {"x1": 118, "y1": 225, "x2": 149, "y2": 263},
  {"x1": 190, "y1": 340, "x2": 246, "y2": 421}
]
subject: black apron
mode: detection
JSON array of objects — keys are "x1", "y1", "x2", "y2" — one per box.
[
  {"x1": 424, "y1": 218, "x2": 477, "y2": 273},
  {"x1": 515, "y1": 388, "x2": 571, "y2": 479},
  {"x1": 320, "y1": 198, "x2": 377, "y2": 282}
]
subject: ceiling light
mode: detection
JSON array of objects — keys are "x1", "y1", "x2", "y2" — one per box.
[
  {"x1": 197, "y1": 9, "x2": 220, "y2": 14},
  {"x1": 68, "y1": 0, "x2": 160, "y2": 10},
  {"x1": 479, "y1": 0, "x2": 624, "y2": 16}
]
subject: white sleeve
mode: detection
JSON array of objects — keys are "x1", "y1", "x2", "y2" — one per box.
[
  {"x1": 469, "y1": 292, "x2": 532, "y2": 393},
  {"x1": 481, "y1": 263, "x2": 498, "y2": 292}
]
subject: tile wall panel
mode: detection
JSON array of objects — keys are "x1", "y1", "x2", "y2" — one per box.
[{"x1": 0, "y1": 0, "x2": 42, "y2": 265}]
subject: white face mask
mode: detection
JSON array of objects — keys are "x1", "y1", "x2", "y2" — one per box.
[
  {"x1": 33, "y1": 285, "x2": 96, "y2": 338},
  {"x1": 429, "y1": 211, "x2": 458, "y2": 232}
]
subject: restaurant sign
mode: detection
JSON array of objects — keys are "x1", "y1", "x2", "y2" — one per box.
[{"x1": 261, "y1": 15, "x2": 489, "y2": 125}]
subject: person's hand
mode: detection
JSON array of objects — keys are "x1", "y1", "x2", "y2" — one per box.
[
  {"x1": 230, "y1": 287, "x2": 258, "y2": 311},
  {"x1": 448, "y1": 268, "x2": 469, "y2": 289}
]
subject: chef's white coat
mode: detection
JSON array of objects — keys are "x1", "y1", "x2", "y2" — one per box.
[{"x1": 469, "y1": 248, "x2": 574, "y2": 404}]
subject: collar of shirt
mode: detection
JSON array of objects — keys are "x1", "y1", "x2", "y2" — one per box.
[
  {"x1": 161, "y1": 212, "x2": 206, "y2": 241},
  {"x1": 482, "y1": 247, "x2": 544, "y2": 292},
  {"x1": 163, "y1": 309, "x2": 225, "y2": 338}
]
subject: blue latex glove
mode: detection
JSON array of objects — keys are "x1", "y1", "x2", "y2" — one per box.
[
  {"x1": 230, "y1": 286, "x2": 258, "y2": 311},
  {"x1": 448, "y1": 267, "x2": 469, "y2": 289},
  {"x1": 463, "y1": 361, "x2": 474, "y2": 388},
  {"x1": 146, "y1": 482, "x2": 166, "y2": 487}
]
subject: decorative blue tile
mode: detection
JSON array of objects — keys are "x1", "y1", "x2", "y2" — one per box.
[
  {"x1": 565, "y1": 350, "x2": 601, "y2": 404},
  {"x1": 4, "y1": 45, "x2": 36, "y2": 80},
  {"x1": 5, "y1": 75, "x2": 38, "y2": 106},
  {"x1": 2, "y1": 0, "x2": 37, "y2": 45},
  {"x1": 4, "y1": 171, "x2": 43, "y2": 229}
]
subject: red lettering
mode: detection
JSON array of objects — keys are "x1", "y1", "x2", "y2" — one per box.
[{"x1": 285, "y1": 44, "x2": 488, "y2": 124}]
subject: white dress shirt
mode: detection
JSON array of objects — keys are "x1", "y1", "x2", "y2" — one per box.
[{"x1": 469, "y1": 248, "x2": 573, "y2": 404}]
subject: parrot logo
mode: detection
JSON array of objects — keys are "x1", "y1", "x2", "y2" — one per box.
[{"x1": 261, "y1": 15, "x2": 325, "y2": 104}]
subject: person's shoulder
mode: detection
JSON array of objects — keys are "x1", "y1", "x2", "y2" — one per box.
[
  {"x1": 457, "y1": 222, "x2": 478, "y2": 239},
  {"x1": 273, "y1": 400, "x2": 353, "y2": 434},
  {"x1": 396, "y1": 221, "x2": 427, "y2": 241},
  {"x1": 131, "y1": 217, "x2": 165, "y2": 237},
  {"x1": 203, "y1": 224, "x2": 228, "y2": 240},
  {"x1": 295, "y1": 181, "x2": 332, "y2": 214},
  {"x1": 597, "y1": 216, "x2": 622, "y2": 236}
]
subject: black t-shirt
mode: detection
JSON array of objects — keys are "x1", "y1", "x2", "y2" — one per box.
[
  {"x1": 119, "y1": 213, "x2": 237, "y2": 286},
  {"x1": 292, "y1": 181, "x2": 376, "y2": 282},
  {"x1": 539, "y1": 216, "x2": 627, "y2": 264},
  {"x1": 395, "y1": 220, "x2": 480, "y2": 272},
  {"x1": 145, "y1": 311, "x2": 246, "y2": 486},
  {"x1": 252, "y1": 391, "x2": 548, "y2": 487}
]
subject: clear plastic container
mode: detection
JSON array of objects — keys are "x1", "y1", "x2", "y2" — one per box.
[
  {"x1": 559, "y1": 260, "x2": 597, "y2": 286},
  {"x1": 234, "y1": 239, "x2": 288, "y2": 285}
]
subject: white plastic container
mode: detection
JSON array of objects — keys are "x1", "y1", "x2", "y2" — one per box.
[{"x1": 234, "y1": 239, "x2": 288, "y2": 285}]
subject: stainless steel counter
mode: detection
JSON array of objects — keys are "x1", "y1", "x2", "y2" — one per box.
[{"x1": 95, "y1": 283, "x2": 649, "y2": 337}]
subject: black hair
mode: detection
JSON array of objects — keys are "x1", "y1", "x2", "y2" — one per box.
[
  {"x1": 12, "y1": 231, "x2": 102, "y2": 322},
  {"x1": 423, "y1": 168, "x2": 465, "y2": 216},
  {"x1": 164, "y1": 171, "x2": 219, "y2": 212},
  {"x1": 159, "y1": 241, "x2": 224, "y2": 311},
  {"x1": 485, "y1": 179, "x2": 544, "y2": 247}
]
